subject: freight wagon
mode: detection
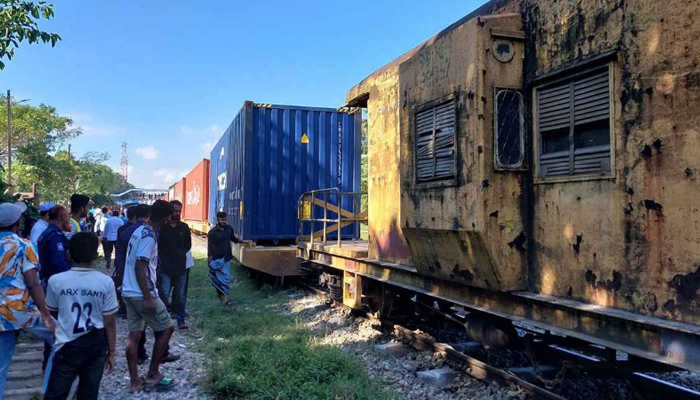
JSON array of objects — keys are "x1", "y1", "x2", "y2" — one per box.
[
  {"x1": 210, "y1": 101, "x2": 362, "y2": 278},
  {"x1": 296, "y1": 0, "x2": 700, "y2": 376},
  {"x1": 182, "y1": 159, "x2": 210, "y2": 234}
]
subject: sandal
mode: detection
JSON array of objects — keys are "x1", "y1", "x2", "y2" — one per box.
[
  {"x1": 146, "y1": 377, "x2": 178, "y2": 391},
  {"x1": 128, "y1": 378, "x2": 146, "y2": 393}
]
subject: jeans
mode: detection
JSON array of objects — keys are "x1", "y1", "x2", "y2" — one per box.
[
  {"x1": 159, "y1": 272, "x2": 188, "y2": 324},
  {"x1": 0, "y1": 318, "x2": 56, "y2": 400},
  {"x1": 45, "y1": 329, "x2": 106, "y2": 400}
]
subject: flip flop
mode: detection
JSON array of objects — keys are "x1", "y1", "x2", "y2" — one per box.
[
  {"x1": 128, "y1": 378, "x2": 146, "y2": 393},
  {"x1": 146, "y1": 377, "x2": 178, "y2": 392}
]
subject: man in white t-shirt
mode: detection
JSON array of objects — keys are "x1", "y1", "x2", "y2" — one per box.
[
  {"x1": 102, "y1": 210, "x2": 124, "y2": 269},
  {"x1": 29, "y1": 202, "x2": 54, "y2": 243},
  {"x1": 44, "y1": 232, "x2": 118, "y2": 400},
  {"x1": 122, "y1": 200, "x2": 176, "y2": 392}
]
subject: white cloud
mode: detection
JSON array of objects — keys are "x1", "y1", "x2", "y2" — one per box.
[
  {"x1": 153, "y1": 168, "x2": 188, "y2": 186},
  {"x1": 135, "y1": 145, "x2": 159, "y2": 161},
  {"x1": 71, "y1": 113, "x2": 124, "y2": 137},
  {"x1": 209, "y1": 124, "x2": 220, "y2": 134},
  {"x1": 200, "y1": 142, "x2": 214, "y2": 153}
]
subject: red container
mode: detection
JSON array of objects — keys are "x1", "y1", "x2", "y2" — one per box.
[
  {"x1": 161, "y1": 192, "x2": 170, "y2": 201},
  {"x1": 184, "y1": 159, "x2": 210, "y2": 223},
  {"x1": 169, "y1": 178, "x2": 187, "y2": 216}
]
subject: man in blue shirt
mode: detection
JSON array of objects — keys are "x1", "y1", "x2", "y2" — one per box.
[{"x1": 37, "y1": 206, "x2": 71, "y2": 285}]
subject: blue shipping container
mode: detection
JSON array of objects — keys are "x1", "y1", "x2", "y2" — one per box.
[{"x1": 209, "y1": 101, "x2": 362, "y2": 242}]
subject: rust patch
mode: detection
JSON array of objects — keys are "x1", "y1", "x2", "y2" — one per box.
[
  {"x1": 627, "y1": 290, "x2": 658, "y2": 314},
  {"x1": 668, "y1": 266, "x2": 700, "y2": 300},
  {"x1": 508, "y1": 231, "x2": 527, "y2": 253}
]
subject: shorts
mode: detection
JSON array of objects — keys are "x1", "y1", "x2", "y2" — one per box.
[{"x1": 123, "y1": 297, "x2": 173, "y2": 332}]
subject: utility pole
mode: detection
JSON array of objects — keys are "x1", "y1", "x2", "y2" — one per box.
[{"x1": 6, "y1": 90, "x2": 11, "y2": 190}]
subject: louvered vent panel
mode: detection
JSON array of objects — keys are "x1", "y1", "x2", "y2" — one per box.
[
  {"x1": 416, "y1": 100, "x2": 455, "y2": 182},
  {"x1": 573, "y1": 145, "x2": 611, "y2": 174},
  {"x1": 574, "y1": 69, "x2": 610, "y2": 125},
  {"x1": 538, "y1": 84, "x2": 571, "y2": 132}
]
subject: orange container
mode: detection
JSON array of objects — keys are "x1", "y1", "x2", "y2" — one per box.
[
  {"x1": 184, "y1": 159, "x2": 210, "y2": 223},
  {"x1": 169, "y1": 178, "x2": 187, "y2": 216}
]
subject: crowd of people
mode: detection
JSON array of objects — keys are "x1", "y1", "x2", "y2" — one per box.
[{"x1": 0, "y1": 194, "x2": 242, "y2": 400}]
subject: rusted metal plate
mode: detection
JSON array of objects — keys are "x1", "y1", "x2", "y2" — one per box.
[
  {"x1": 300, "y1": 247, "x2": 700, "y2": 373},
  {"x1": 233, "y1": 244, "x2": 301, "y2": 277}
]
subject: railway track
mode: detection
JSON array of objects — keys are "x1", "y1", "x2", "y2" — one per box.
[{"x1": 300, "y1": 282, "x2": 700, "y2": 400}]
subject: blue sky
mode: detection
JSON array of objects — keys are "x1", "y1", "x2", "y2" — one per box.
[{"x1": 3, "y1": 0, "x2": 486, "y2": 189}]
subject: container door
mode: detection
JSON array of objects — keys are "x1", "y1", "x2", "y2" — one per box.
[{"x1": 209, "y1": 126, "x2": 230, "y2": 226}]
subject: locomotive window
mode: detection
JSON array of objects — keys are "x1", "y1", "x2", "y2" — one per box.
[
  {"x1": 415, "y1": 98, "x2": 456, "y2": 183},
  {"x1": 495, "y1": 89, "x2": 524, "y2": 170},
  {"x1": 536, "y1": 66, "x2": 612, "y2": 178}
]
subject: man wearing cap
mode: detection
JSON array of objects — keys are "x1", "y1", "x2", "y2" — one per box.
[
  {"x1": 29, "y1": 202, "x2": 54, "y2": 243},
  {"x1": 0, "y1": 201, "x2": 57, "y2": 397}
]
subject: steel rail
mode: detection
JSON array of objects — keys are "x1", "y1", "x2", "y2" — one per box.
[{"x1": 301, "y1": 283, "x2": 568, "y2": 400}]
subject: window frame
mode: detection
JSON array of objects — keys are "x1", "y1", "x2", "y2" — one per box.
[
  {"x1": 533, "y1": 63, "x2": 616, "y2": 184},
  {"x1": 413, "y1": 93, "x2": 459, "y2": 189},
  {"x1": 493, "y1": 87, "x2": 526, "y2": 171}
]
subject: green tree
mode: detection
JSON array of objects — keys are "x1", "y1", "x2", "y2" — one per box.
[
  {"x1": 0, "y1": 0, "x2": 61, "y2": 69},
  {"x1": 2, "y1": 101, "x2": 133, "y2": 204}
]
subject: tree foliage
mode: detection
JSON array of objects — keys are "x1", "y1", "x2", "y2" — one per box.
[
  {"x1": 2, "y1": 99, "x2": 132, "y2": 204},
  {"x1": 0, "y1": 1, "x2": 61, "y2": 69}
]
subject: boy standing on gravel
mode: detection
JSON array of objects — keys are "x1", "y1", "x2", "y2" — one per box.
[
  {"x1": 44, "y1": 232, "x2": 118, "y2": 400},
  {"x1": 122, "y1": 200, "x2": 177, "y2": 392}
]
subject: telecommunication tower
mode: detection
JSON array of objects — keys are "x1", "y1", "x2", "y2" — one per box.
[{"x1": 120, "y1": 142, "x2": 128, "y2": 181}]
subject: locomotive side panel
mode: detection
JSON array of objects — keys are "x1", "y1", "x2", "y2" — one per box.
[{"x1": 524, "y1": 0, "x2": 700, "y2": 323}]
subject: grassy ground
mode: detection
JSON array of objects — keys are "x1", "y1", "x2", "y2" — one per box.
[{"x1": 187, "y1": 253, "x2": 395, "y2": 400}]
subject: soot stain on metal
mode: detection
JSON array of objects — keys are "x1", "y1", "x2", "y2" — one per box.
[
  {"x1": 585, "y1": 270, "x2": 597, "y2": 285},
  {"x1": 452, "y1": 264, "x2": 474, "y2": 282},
  {"x1": 585, "y1": 269, "x2": 622, "y2": 291},
  {"x1": 669, "y1": 266, "x2": 700, "y2": 301},
  {"x1": 507, "y1": 231, "x2": 527, "y2": 253},
  {"x1": 573, "y1": 234, "x2": 583, "y2": 254},
  {"x1": 643, "y1": 199, "x2": 663, "y2": 212}
]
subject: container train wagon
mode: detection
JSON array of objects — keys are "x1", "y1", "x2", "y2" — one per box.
[
  {"x1": 295, "y1": 0, "x2": 700, "y2": 376},
  {"x1": 169, "y1": 101, "x2": 362, "y2": 278}
]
